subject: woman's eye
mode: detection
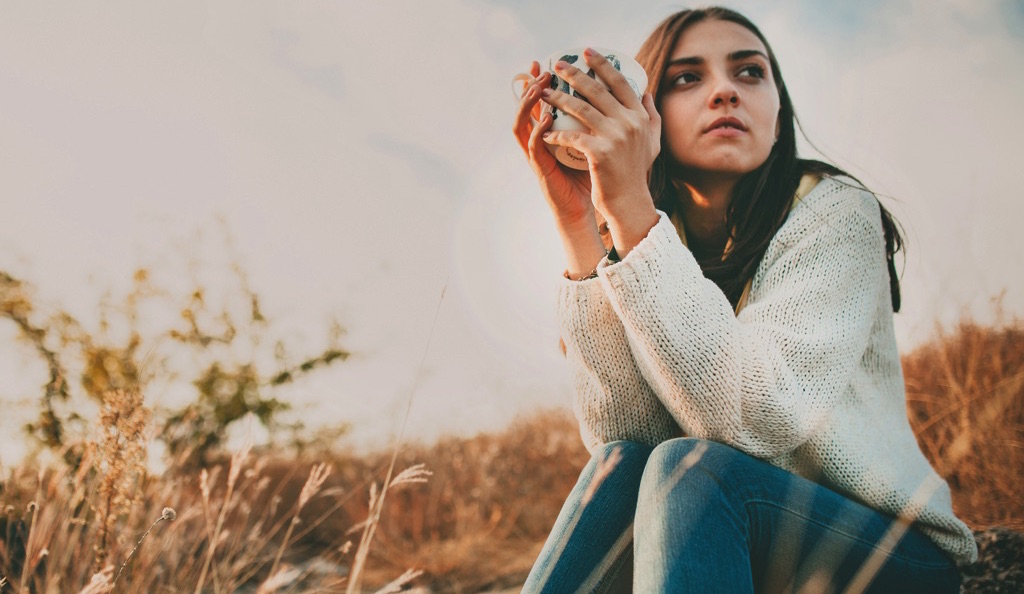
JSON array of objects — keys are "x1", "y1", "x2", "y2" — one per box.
[
  {"x1": 738, "y1": 65, "x2": 766, "y2": 79},
  {"x1": 672, "y1": 72, "x2": 701, "y2": 85}
]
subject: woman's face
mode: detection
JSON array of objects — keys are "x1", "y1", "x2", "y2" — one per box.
[{"x1": 659, "y1": 19, "x2": 780, "y2": 182}]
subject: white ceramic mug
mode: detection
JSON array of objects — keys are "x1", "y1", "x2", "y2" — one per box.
[{"x1": 513, "y1": 47, "x2": 648, "y2": 170}]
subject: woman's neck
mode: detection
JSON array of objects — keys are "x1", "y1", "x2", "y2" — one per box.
[{"x1": 677, "y1": 177, "x2": 736, "y2": 257}]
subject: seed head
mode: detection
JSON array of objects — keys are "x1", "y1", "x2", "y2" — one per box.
[{"x1": 298, "y1": 463, "x2": 331, "y2": 509}]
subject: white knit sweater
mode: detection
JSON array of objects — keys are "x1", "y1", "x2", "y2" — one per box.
[{"x1": 557, "y1": 176, "x2": 978, "y2": 566}]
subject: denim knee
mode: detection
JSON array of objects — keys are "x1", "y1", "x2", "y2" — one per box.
[
  {"x1": 575, "y1": 440, "x2": 655, "y2": 498},
  {"x1": 591, "y1": 439, "x2": 656, "y2": 465},
  {"x1": 647, "y1": 437, "x2": 741, "y2": 474},
  {"x1": 637, "y1": 438, "x2": 752, "y2": 504},
  {"x1": 633, "y1": 438, "x2": 755, "y2": 585}
]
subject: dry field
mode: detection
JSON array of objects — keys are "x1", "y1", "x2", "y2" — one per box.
[{"x1": 0, "y1": 318, "x2": 1021, "y2": 592}]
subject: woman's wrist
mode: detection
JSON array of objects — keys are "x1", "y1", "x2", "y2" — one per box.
[
  {"x1": 555, "y1": 217, "x2": 607, "y2": 280},
  {"x1": 563, "y1": 252, "x2": 607, "y2": 281},
  {"x1": 552, "y1": 208, "x2": 599, "y2": 235},
  {"x1": 606, "y1": 206, "x2": 660, "y2": 260}
]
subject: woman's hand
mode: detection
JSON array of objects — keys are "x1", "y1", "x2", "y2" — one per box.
[
  {"x1": 539, "y1": 49, "x2": 663, "y2": 257},
  {"x1": 514, "y1": 62, "x2": 596, "y2": 226},
  {"x1": 513, "y1": 61, "x2": 606, "y2": 278}
]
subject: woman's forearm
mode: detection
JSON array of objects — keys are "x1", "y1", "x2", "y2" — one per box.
[
  {"x1": 555, "y1": 216, "x2": 607, "y2": 280},
  {"x1": 558, "y1": 277, "x2": 681, "y2": 451}
]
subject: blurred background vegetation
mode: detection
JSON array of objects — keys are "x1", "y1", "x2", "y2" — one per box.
[
  {"x1": 1, "y1": 263, "x2": 350, "y2": 468},
  {"x1": 0, "y1": 260, "x2": 1020, "y2": 592}
]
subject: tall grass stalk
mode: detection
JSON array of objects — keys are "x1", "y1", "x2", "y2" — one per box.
[
  {"x1": 372, "y1": 568, "x2": 424, "y2": 594},
  {"x1": 345, "y1": 284, "x2": 446, "y2": 594},
  {"x1": 528, "y1": 444, "x2": 627, "y2": 593},
  {"x1": 268, "y1": 462, "x2": 331, "y2": 579},
  {"x1": 18, "y1": 499, "x2": 38, "y2": 593},
  {"x1": 194, "y1": 445, "x2": 249, "y2": 594},
  {"x1": 112, "y1": 507, "x2": 176, "y2": 588}
]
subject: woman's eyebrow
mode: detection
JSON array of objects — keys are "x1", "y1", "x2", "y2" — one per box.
[
  {"x1": 666, "y1": 49, "x2": 768, "y2": 68},
  {"x1": 666, "y1": 55, "x2": 705, "y2": 67},
  {"x1": 729, "y1": 49, "x2": 769, "y2": 62}
]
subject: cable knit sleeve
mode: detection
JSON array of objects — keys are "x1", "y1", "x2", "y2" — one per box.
[
  {"x1": 558, "y1": 276, "x2": 682, "y2": 453},
  {"x1": 593, "y1": 180, "x2": 887, "y2": 459}
]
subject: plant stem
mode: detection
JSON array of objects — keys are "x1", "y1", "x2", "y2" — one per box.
[
  {"x1": 112, "y1": 515, "x2": 168, "y2": 589},
  {"x1": 345, "y1": 283, "x2": 446, "y2": 594},
  {"x1": 195, "y1": 469, "x2": 239, "y2": 594}
]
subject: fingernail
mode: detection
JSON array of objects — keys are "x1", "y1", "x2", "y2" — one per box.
[
  {"x1": 583, "y1": 47, "x2": 597, "y2": 57},
  {"x1": 554, "y1": 60, "x2": 569, "y2": 71},
  {"x1": 541, "y1": 88, "x2": 552, "y2": 97},
  {"x1": 542, "y1": 132, "x2": 551, "y2": 139}
]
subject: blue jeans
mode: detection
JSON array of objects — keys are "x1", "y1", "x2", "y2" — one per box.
[{"x1": 522, "y1": 439, "x2": 961, "y2": 593}]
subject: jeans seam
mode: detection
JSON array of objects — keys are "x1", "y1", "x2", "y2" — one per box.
[
  {"x1": 743, "y1": 499, "x2": 954, "y2": 570},
  {"x1": 591, "y1": 545, "x2": 632, "y2": 594}
]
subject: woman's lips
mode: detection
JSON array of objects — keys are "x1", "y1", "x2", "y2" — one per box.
[
  {"x1": 705, "y1": 126, "x2": 747, "y2": 137},
  {"x1": 703, "y1": 117, "x2": 748, "y2": 137}
]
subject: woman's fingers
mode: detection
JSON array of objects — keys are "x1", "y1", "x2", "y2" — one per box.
[
  {"x1": 582, "y1": 49, "x2": 644, "y2": 112},
  {"x1": 543, "y1": 61, "x2": 618, "y2": 128},
  {"x1": 513, "y1": 85, "x2": 539, "y2": 151},
  {"x1": 642, "y1": 92, "x2": 662, "y2": 154},
  {"x1": 528, "y1": 112, "x2": 560, "y2": 175},
  {"x1": 540, "y1": 86, "x2": 605, "y2": 132},
  {"x1": 642, "y1": 92, "x2": 660, "y2": 123},
  {"x1": 541, "y1": 50, "x2": 648, "y2": 131},
  {"x1": 540, "y1": 126, "x2": 595, "y2": 164},
  {"x1": 513, "y1": 71, "x2": 550, "y2": 153}
]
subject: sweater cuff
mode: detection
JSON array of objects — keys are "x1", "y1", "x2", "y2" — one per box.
[
  {"x1": 557, "y1": 270, "x2": 615, "y2": 336},
  {"x1": 597, "y1": 210, "x2": 701, "y2": 288}
]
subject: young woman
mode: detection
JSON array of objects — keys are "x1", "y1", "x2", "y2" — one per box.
[{"x1": 512, "y1": 7, "x2": 977, "y2": 593}]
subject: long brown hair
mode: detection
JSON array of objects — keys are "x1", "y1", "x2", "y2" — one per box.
[{"x1": 636, "y1": 7, "x2": 903, "y2": 311}]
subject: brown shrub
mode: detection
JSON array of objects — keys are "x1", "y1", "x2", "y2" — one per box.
[
  {"x1": 272, "y1": 410, "x2": 591, "y2": 592},
  {"x1": 904, "y1": 320, "x2": 1024, "y2": 530}
]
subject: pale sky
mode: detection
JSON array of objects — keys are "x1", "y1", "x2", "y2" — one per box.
[{"x1": 1, "y1": 0, "x2": 1022, "y2": 462}]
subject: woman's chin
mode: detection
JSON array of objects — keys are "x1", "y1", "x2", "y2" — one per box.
[{"x1": 676, "y1": 161, "x2": 760, "y2": 182}]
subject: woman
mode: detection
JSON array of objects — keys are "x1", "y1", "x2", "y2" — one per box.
[{"x1": 512, "y1": 7, "x2": 977, "y2": 593}]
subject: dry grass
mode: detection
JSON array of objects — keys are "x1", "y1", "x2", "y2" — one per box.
[
  {"x1": 0, "y1": 318, "x2": 1020, "y2": 592},
  {"x1": 904, "y1": 319, "x2": 1024, "y2": 530},
  {"x1": 0, "y1": 390, "x2": 426, "y2": 593},
  {"x1": 340, "y1": 317, "x2": 1022, "y2": 591},
  {"x1": 313, "y1": 411, "x2": 591, "y2": 592}
]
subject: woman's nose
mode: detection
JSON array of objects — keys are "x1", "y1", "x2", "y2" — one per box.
[{"x1": 709, "y1": 80, "x2": 740, "y2": 107}]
